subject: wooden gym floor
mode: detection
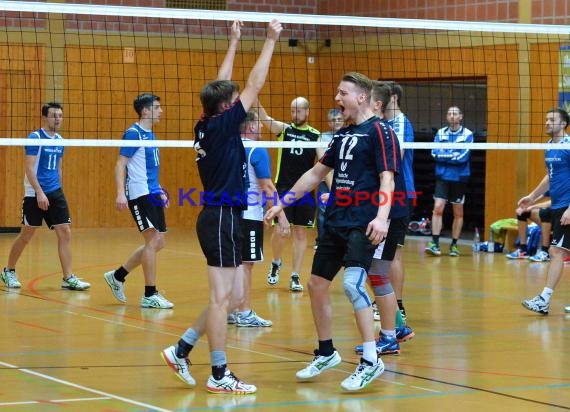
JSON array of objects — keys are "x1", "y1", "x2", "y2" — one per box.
[{"x1": 0, "y1": 227, "x2": 569, "y2": 411}]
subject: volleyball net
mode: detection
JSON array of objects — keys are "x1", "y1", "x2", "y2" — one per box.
[{"x1": 0, "y1": 1, "x2": 569, "y2": 150}]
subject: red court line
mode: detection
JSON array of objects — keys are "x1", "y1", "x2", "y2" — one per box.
[
  {"x1": 25, "y1": 265, "x2": 187, "y2": 331},
  {"x1": 14, "y1": 320, "x2": 61, "y2": 334}
]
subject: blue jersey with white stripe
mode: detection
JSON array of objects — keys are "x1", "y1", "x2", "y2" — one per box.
[
  {"x1": 24, "y1": 128, "x2": 64, "y2": 196},
  {"x1": 243, "y1": 141, "x2": 272, "y2": 221},
  {"x1": 431, "y1": 125, "x2": 472, "y2": 182},
  {"x1": 119, "y1": 123, "x2": 160, "y2": 200},
  {"x1": 545, "y1": 135, "x2": 570, "y2": 209},
  {"x1": 388, "y1": 113, "x2": 415, "y2": 198}
]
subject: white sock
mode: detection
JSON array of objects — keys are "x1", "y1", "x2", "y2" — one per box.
[
  {"x1": 540, "y1": 287, "x2": 553, "y2": 302},
  {"x1": 381, "y1": 329, "x2": 396, "y2": 339},
  {"x1": 362, "y1": 341, "x2": 377, "y2": 364}
]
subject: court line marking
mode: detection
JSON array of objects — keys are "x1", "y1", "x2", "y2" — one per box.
[
  {"x1": 0, "y1": 396, "x2": 110, "y2": 407},
  {"x1": 0, "y1": 361, "x2": 172, "y2": 412}
]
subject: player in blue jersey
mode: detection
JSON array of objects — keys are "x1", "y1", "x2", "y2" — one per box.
[
  {"x1": 1, "y1": 103, "x2": 90, "y2": 291},
  {"x1": 265, "y1": 72, "x2": 396, "y2": 391},
  {"x1": 103, "y1": 93, "x2": 173, "y2": 309},
  {"x1": 425, "y1": 106, "x2": 473, "y2": 257},
  {"x1": 160, "y1": 19, "x2": 282, "y2": 394},
  {"x1": 522, "y1": 108, "x2": 570, "y2": 315},
  {"x1": 227, "y1": 110, "x2": 289, "y2": 327},
  {"x1": 383, "y1": 81, "x2": 416, "y2": 321},
  {"x1": 259, "y1": 97, "x2": 320, "y2": 292}
]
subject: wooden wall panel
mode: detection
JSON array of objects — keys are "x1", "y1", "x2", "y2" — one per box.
[{"x1": 0, "y1": 45, "x2": 42, "y2": 228}]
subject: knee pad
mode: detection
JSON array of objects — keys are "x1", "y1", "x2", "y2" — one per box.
[
  {"x1": 517, "y1": 211, "x2": 531, "y2": 221},
  {"x1": 343, "y1": 267, "x2": 371, "y2": 311},
  {"x1": 368, "y1": 259, "x2": 394, "y2": 297}
]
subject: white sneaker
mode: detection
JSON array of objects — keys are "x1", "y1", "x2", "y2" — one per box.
[
  {"x1": 161, "y1": 345, "x2": 195, "y2": 386},
  {"x1": 141, "y1": 292, "x2": 174, "y2": 309},
  {"x1": 103, "y1": 271, "x2": 126, "y2": 302},
  {"x1": 289, "y1": 274, "x2": 304, "y2": 292},
  {"x1": 1, "y1": 268, "x2": 21, "y2": 288},
  {"x1": 267, "y1": 261, "x2": 281, "y2": 285},
  {"x1": 528, "y1": 250, "x2": 550, "y2": 262},
  {"x1": 296, "y1": 350, "x2": 341, "y2": 380},
  {"x1": 521, "y1": 295, "x2": 549, "y2": 315},
  {"x1": 206, "y1": 369, "x2": 257, "y2": 394},
  {"x1": 565, "y1": 305, "x2": 570, "y2": 313},
  {"x1": 340, "y1": 358, "x2": 385, "y2": 391},
  {"x1": 61, "y1": 274, "x2": 90, "y2": 290},
  {"x1": 236, "y1": 310, "x2": 272, "y2": 327}
]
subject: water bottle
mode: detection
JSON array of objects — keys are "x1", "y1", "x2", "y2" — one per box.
[
  {"x1": 472, "y1": 227, "x2": 480, "y2": 253},
  {"x1": 488, "y1": 229, "x2": 495, "y2": 253}
]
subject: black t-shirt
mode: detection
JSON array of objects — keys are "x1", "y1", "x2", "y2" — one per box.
[
  {"x1": 320, "y1": 117, "x2": 400, "y2": 228},
  {"x1": 194, "y1": 99, "x2": 247, "y2": 207},
  {"x1": 275, "y1": 123, "x2": 320, "y2": 188}
]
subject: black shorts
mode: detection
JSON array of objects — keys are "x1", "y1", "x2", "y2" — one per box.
[
  {"x1": 373, "y1": 217, "x2": 407, "y2": 261},
  {"x1": 196, "y1": 206, "x2": 243, "y2": 267},
  {"x1": 550, "y1": 207, "x2": 570, "y2": 251},
  {"x1": 241, "y1": 219, "x2": 264, "y2": 263},
  {"x1": 539, "y1": 207, "x2": 552, "y2": 223},
  {"x1": 434, "y1": 178, "x2": 466, "y2": 204},
  {"x1": 128, "y1": 194, "x2": 167, "y2": 233},
  {"x1": 277, "y1": 185, "x2": 316, "y2": 227},
  {"x1": 312, "y1": 226, "x2": 377, "y2": 281},
  {"x1": 22, "y1": 188, "x2": 71, "y2": 229}
]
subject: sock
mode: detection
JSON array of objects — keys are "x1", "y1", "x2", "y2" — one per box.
[
  {"x1": 212, "y1": 364, "x2": 227, "y2": 380},
  {"x1": 381, "y1": 329, "x2": 397, "y2": 339},
  {"x1": 144, "y1": 285, "x2": 157, "y2": 297},
  {"x1": 239, "y1": 309, "x2": 251, "y2": 318},
  {"x1": 272, "y1": 259, "x2": 282, "y2": 266},
  {"x1": 451, "y1": 238, "x2": 458, "y2": 246},
  {"x1": 291, "y1": 272, "x2": 299, "y2": 278},
  {"x1": 362, "y1": 341, "x2": 377, "y2": 364},
  {"x1": 542, "y1": 245, "x2": 550, "y2": 253},
  {"x1": 180, "y1": 328, "x2": 200, "y2": 347},
  {"x1": 211, "y1": 350, "x2": 227, "y2": 379},
  {"x1": 114, "y1": 266, "x2": 129, "y2": 282},
  {"x1": 318, "y1": 339, "x2": 335, "y2": 357},
  {"x1": 540, "y1": 287, "x2": 553, "y2": 303},
  {"x1": 397, "y1": 299, "x2": 406, "y2": 315},
  {"x1": 395, "y1": 307, "x2": 405, "y2": 328},
  {"x1": 520, "y1": 244, "x2": 528, "y2": 253},
  {"x1": 433, "y1": 235, "x2": 440, "y2": 245},
  {"x1": 176, "y1": 340, "x2": 193, "y2": 358}
]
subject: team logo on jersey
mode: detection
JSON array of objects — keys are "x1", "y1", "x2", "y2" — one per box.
[{"x1": 340, "y1": 161, "x2": 348, "y2": 171}]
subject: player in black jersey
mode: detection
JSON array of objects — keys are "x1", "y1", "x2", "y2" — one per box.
[
  {"x1": 161, "y1": 19, "x2": 282, "y2": 394},
  {"x1": 265, "y1": 72, "x2": 397, "y2": 391},
  {"x1": 258, "y1": 97, "x2": 320, "y2": 292}
]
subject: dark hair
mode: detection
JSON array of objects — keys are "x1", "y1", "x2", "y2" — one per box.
[
  {"x1": 200, "y1": 80, "x2": 240, "y2": 117},
  {"x1": 381, "y1": 80, "x2": 403, "y2": 106},
  {"x1": 41, "y1": 102, "x2": 63, "y2": 117},
  {"x1": 371, "y1": 81, "x2": 392, "y2": 113},
  {"x1": 548, "y1": 107, "x2": 570, "y2": 128},
  {"x1": 133, "y1": 93, "x2": 160, "y2": 117},
  {"x1": 341, "y1": 72, "x2": 373, "y2": 101}
]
